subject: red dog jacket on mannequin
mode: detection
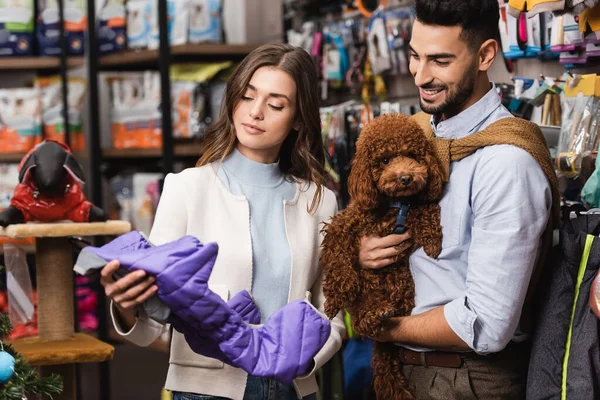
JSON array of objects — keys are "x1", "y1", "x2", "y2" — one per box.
[{"x1": 0, "y1": 140, "x2": 107, "y2": 226}]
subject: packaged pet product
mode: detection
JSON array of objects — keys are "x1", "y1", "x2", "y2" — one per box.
[
  {"x1": 37, "y1": 0, "x2": 87, "y2": 56},
  {"x1": 109, "y1": 174, "x2": 134, "y2": 224},
  {"x1": 36, "y1": 76, "x2": 87, "y2": 152},
  {"x1": 109, "y1": 72, "x2": 162, "y2": 149},
  {"x1": 0, "y1": 0, "x2": 35, "y2": 55},
  {"x1": 109, "y1": 172, "x2": 160, "y2": 236},
  {"x1": 170, "y1": 62, "x2": 231, "y2": 138},
  {"x1": 132, "y1": 173, "x2": 161, "y2": 236},
  {"x1": 557, "y1": 74, "x2": 600, "y2": 177},
  {"x1": 551, "y1": 13, "x2": 584, "y2": 52},
  {"x1": 148, "y1": 0, "x2": 189, "y2": 50},
  {"x1": 0, "y1": 88, "x2": 42, "y2": 154},
  {"x1": 584, "y1": 32, "x2": 600, "y2": 56},
  {"x1": 505, "y1": 10, "x2": 542, "y2": 58},
  {"x1": 0, "y1": 164, "x2": 34, "y2": 247},
  {"x1": 367, "y1": 15, "x2": 391, "y2": 75},
  {"x1": 222, "y1": 0, "x2": 282, "y2": 44},
  {"x1": 384, "y1": 7, "x2": 415, "y2": 76},
  {"x1": 188, "y1": 0, "x2": 221, "y2": 43},
  {"x1": 126, "y1": 0, "x2": 150, "y2": 49},
  {"x1": 171, "y1": 82, "x2": 199, "y2": 138},
  {"x1": 98, "y1": 0, "x2": 126, "y2": 54}
]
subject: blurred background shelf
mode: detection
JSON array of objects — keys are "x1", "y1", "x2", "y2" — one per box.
[
  {"x1": 99, "y1": 44, "x2": 258, "y2": 68},
  {"x1": 0, "y1": 57, "x2": 84, "y2": 70},
  {"x1": 0, "y1": 153, "x2": 26, "y2": 163},
  {"x1": 102, "y1": 141, "x2": 205, "y2": 160}
]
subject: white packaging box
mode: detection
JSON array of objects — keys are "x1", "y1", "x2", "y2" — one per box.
[{"x1": 222, "y1": 0, "x2": 283, "y2": 44}]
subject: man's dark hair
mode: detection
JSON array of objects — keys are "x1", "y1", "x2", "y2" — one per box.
[{"x1": 415, "y1": 0, "x2": 500, "y2": 51}]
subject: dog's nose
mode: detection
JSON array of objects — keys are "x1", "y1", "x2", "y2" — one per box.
[{"x1": 400, "y1": 175, "x2": 413, "y2": 185}]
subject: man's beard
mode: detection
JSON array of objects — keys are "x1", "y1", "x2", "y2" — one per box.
[{"x1": 418, "y1": 67, "x2": 477, "y2": 117}]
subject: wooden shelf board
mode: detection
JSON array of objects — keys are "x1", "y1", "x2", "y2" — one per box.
[
  {"x1": 0, "y1": 56, "x2": 84, "y2": 70},
  {"x1": 171, "y1": 43, "x2": 258, "y2": 56},
  {"x1": 0, "y1": 151, "x2": 87, "y2": 164},
  {"x1": 0, "y1": 220, "x2": 131, "y2": 239},
  {"x1": 0, "y1": 152, "x2": 27, "y2": 163},
  {"x1": 99, "y1": 43, "x2": 257, "y2": 67},
  {"x1": 7, "y1": 333, "x2": 114, "y2": 366},
  {"x1": 102, "y1": 142, "x2": 204, "y2": 159}
]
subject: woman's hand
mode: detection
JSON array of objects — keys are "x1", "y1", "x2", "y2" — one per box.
[
  {"x1": 100, "y1": 260, "x2": 158, "y2": 325},
  {"x1": 358, "y1": 233, "x2": 413, "y2": 269}
]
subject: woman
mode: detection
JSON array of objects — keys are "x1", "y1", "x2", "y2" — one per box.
[{"x1": 100, "y1": 43, "x2": 345, "y2": 400}]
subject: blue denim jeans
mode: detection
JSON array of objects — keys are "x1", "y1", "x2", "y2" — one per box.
[{"x1": 172, "y1": 375, "x2": 317, "y2": 400}]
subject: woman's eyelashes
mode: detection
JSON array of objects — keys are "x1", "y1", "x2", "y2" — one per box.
[{"x1": 241, "y1": 95, "x2": 285, "y2": 111}]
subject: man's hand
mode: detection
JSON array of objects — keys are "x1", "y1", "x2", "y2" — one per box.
[{"x1": 358, "y1": 233, "x2": 413, "y2": 269}]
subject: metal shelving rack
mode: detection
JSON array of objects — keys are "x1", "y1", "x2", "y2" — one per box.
[{"x1": 84, "y1": 2, "x2": 257, "y2": 398}]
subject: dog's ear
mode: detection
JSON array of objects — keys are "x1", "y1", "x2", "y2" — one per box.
[
  {"x1": 64, "y1": 153, "x2": 86, "y2": 186},
  {"x1": 348, "y1": 142, "x2": 378, "y2": 210},
  {"x1": 421, "y1": 143, "x2": 444, "y2": 201},
  {"x1": 18, "y1": 151, "x2": 36, "y2": 183}
]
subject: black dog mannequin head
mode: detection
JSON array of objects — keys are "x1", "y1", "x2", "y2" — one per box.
[
  {"x1": 18, "y1": 141, "x2": 85, "y2": 197},
  {"x1": 0, "y1": 140, "x2": 107, "y2": 227}
]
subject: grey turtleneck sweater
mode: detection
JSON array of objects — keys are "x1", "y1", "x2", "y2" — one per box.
[{"x1": 216, "y1": 149, "x2": 297, "y2": 322}]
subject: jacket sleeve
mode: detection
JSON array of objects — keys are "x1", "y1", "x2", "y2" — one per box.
[
  {"x1": 296, "y1": 192, "x2": 345, "y2": 379},
  {"x1": 443, "y1": 146, "x2": 551, "y2": 354},
  {"x1": 110, "y1": 172, "x2": 188, "y2": 346}
]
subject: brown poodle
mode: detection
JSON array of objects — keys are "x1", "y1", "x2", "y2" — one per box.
[{"x1": 321, "y1": 113, "x2": 444, "y2": 400}]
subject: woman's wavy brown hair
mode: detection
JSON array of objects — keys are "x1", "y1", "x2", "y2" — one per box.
[{"x1": 197, "y1": 43, "x2": 326, "y2": 213}]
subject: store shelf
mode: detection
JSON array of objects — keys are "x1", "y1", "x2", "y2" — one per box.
[
  {"x1": 102, "y1": 141, "x2": 205, "y2": 159},
  {"x1": 0, "y1": 56, "x2": 84, "y2": 70},
  {"x1": 7, "y1": 333, "x2": 114, "y2": 366},
  {"x1": 0, "y1": 152, "x2": 26, "y2": 163},
  {"x1": 0, "y1": 150, "x2": 88, "y2": 164},
  {"x1": 99, "y1": 43, "x2": 258, "y2": 68}
]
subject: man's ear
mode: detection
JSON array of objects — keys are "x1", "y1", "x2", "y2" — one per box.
[{"x1": 478, "y1": 39, "x2": 498, "y2": 72}]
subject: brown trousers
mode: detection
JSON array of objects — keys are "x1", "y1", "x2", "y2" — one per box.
[{"x1": 401, "y1": 341, "x2": 530, "y2": 400}]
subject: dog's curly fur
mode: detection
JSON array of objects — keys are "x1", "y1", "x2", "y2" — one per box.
[{"x1": 321, "y1": 113, "x2": 444, "y2": 400}]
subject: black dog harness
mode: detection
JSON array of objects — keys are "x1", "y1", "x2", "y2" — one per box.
[{"x1": 388, "y1": 200, "x2": 410, "y2": 234}]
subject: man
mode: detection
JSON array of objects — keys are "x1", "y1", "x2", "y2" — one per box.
[{"x1": 359, "y1": 0, "x2": 554, "y2": 398}]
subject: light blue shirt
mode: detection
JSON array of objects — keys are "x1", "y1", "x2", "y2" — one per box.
[
  {"x1": 217, "y1": 149, "x2": 297, "y2": 322},
  {"x1": 407, "y1": 85, "x2": 552, "y2": 354}
]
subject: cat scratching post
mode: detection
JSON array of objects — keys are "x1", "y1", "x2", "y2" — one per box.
[{"x1": 1, "y1": 220, "x2": 131, "y2": 400}]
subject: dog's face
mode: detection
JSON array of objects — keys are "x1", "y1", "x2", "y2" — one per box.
[
  {"x1": 348, "y1": 113, "x2": 443, "y2": 209},
  {"x1": 373, "y1": 149, "x2": 429, "y2": 198}
]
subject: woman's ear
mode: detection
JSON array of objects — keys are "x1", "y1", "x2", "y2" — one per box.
[{"x1": 293, "y1": 121, "x2": 301, "y2": 131}]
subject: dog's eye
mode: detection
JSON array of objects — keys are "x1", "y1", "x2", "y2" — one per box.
[{"x1": 380, "y1": 158, "x2": 390, "y2": 165}]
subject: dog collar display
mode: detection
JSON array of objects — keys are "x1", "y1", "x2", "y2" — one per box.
[{"x1": 388, "y1": 200, "x2": 410, "y2": 234}]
